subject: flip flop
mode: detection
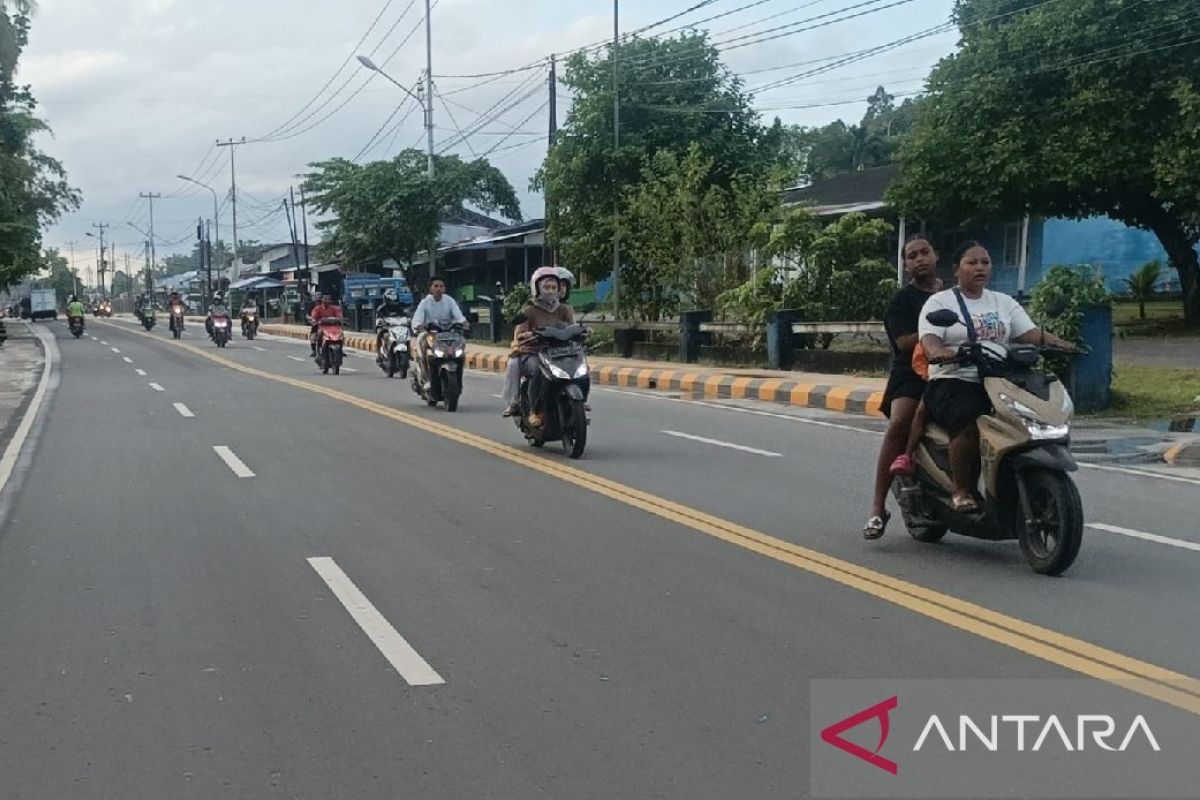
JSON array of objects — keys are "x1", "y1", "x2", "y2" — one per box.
[
  {"x1": 889, "y1": 454, "x2": 915, "y2": 476},
  {"x1": 863, "y1": 511, "x2": 891, "y2": 540}
]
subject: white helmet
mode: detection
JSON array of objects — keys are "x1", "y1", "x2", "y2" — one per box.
[
  {"x1": 383, "y1": 288, "x2": 398, "y2": 302},
  {"x1": 530, "y1": 266, "x2": 560, "y2": 294}
]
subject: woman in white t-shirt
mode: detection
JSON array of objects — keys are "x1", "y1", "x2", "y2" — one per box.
[{"x1": 916, "y1": 241, "x2": 1075, "y2": 512}]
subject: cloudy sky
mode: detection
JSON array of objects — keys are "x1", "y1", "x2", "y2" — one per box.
[{"x1": 19, "y1": 0, "x2": 957, "y2": 280}]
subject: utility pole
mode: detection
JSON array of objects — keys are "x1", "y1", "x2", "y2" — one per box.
[
  {"x1": 298, "y1": 183, "x2": 310, "y2": 271},
  {"x1": 139, "y1": 192, "x2": 161, "y2": 295},
  {"x1": 285, "y1": 190, "x2": 300, "y2": 272},
  {"x1": 424, "y1": 0, "x2": 435, "y2": 179},
  {"x1": 547, "y1": 55, "x2": 558, "y2": 266},
  {"x1": 216, "y1": 137, "x2": 246, "y2": 287},
  {"x1": 66, "y1": 240, "x2": 79, "y2": 295},
  {"x1": 611, "y1": 0, "x2": 621, "y2": 319},
  {"x1": 92, "y1": 223, "x2": 110, "y2": 297}
]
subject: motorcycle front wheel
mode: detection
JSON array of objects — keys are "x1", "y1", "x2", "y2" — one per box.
[
  {"x1": 443, "y1": 370, "x2": 461, "y2": 412},
  {"x1": 559, "y1": 397, "x2": 588, "y2": 459},
  {"x1": 1018, "y1": 468, "x2": 1084, "y2": 576}
]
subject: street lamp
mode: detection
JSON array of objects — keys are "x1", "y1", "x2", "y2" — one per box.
[{"x1": 178, "y1": 174, "x2": 220, "y2": 306}]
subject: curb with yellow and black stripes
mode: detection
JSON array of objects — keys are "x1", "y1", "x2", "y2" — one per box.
[{"x1": 261, "y1": 324, "x2": 885, "y2": 418}]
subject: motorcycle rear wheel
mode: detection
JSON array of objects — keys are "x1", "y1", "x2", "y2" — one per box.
[{"x1": 1018, "y1": 468, "x2": 1084, "y2": 576}]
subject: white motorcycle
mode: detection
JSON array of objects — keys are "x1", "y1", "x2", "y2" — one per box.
[{"x1": 376, "y1": 315, "x2": 412, "y2": 379}]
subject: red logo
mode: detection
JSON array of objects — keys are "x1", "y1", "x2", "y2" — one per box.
[{"x1": 821, "y1": 695, "x2": 899, "y2": 775}]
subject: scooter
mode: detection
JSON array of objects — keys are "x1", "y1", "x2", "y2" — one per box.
[
  {"x1": 376, "y1": 315, "x2": 411, "y2": 378},
  {"x1": 68, "y1": 316, "x2": 85, "y2": 338},
  {"x1": 891, "y1": 308, "x2": 1085, "y2": 575},
  {"x1": 210, "y1": 312, "x2": 231, "y2": 347},
  {"x1": 515, "y1": 324, "x2": 590, "y2": 459},
  {"x1": 314, "y1": 317, "x2": 345, "y2": 375},
  {"x1": 169, "y1": 304, "x2": 186, "y2": 339},
  {"x1": 141, "y1": 307, "x2": 157, "y2": 331},
  {"x1": 410, "y1": 322, "x2": 466, "y2": 411},
  {"x1": 241, "y1": 310, "x2": 258, "y2": 340}
]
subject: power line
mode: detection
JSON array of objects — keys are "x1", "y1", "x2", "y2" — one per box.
[
  {"x1": 633, "y1": 0, "x2": 724, "y2": 34},
  {"x1": 479, "y1": 99, "x2": 550, "y2": 158},
  {"x1": 257, "y1": 0, "x2": 408, "y2": 140},
  {"x1": 353, "y1": 93, "x2": 422, "y2": 162}
]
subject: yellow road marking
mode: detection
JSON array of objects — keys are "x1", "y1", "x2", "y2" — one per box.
[{"x1": 103, "y1": 320, "x2": 1200, "y2": 716}]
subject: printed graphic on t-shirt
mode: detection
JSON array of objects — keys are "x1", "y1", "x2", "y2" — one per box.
[{"x1": 974, "y1": 311, "x2": 1006, "y2": 342}]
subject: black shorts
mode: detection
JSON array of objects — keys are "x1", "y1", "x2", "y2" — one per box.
[
  {"x1": 924, "y1": 378, "x2": 992, "y2": 438},
  {"x1": 882, "y1": 369, "x2": 926, "y2": 419}
]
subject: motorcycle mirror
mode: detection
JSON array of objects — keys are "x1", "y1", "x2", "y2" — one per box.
[{"x1": 926, "y1": 309, "x2": 961, "y2": 327}]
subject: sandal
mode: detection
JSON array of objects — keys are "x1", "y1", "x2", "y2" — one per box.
[
  {"x1": 889, "y1": 454, "x2": 915, "y2": 476},
  {"x1": 863, "y1": 511, "x2": 891, "y2": 540},
  {"x1": 950, "y1": 493, "x2": 980, "y2": 513},
  {"x1": 501, "y1": 404, "x2": 518, "y2": 417}
]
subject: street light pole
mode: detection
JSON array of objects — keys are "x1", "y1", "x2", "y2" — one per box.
[
  {"x1": 611, "y1": 0, "x2": 621, "y2": 319},
  {"x1": 216, "y1": 137, "x2": 245, "y2": 290},
  {"x1": 177, "y1": 174, "x2": 220, "y2": 304}
]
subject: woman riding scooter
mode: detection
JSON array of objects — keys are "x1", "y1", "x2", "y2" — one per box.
[
  {"x1": 508, "y1": 267, "x2": 575, "y2": 427},
  {"x1": 501, "y1": 267, "x2": 582, "y2": 417}
]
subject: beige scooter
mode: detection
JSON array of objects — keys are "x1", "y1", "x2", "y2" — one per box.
[{"x1": 892, "y1": 308, "x2": 1085, "y2": 575}]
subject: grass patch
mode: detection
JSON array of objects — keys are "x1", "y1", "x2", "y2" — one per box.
[
  {"x1": 1105, "y1": 363, "x2": 1200, "y2": 419},
  {"x1": 1113, "y1": 299, "x2": 1198, "y2": 337}
]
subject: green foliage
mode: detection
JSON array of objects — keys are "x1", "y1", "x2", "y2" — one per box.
[
  {"x1": 619, "y1": 144, "x2": 777, "y2": 320},
  {"x1": 1123, "y1": 260, "x2": 1162, "y2": 319},
  {"x1": 0, "y1": 6, "x2": 80, "y2": 289},
  {"x1": 777, "y1": 88, "x2": 922, "y2": 183},
  {"x1": 162, "y1": 239, "x2": 233, "y2": 277},
  {"x1": 719, "y1": 211, "x2": 896, "y2": 347},
  {"x1": 303, "y1": 150, "x2": 520, "y2": 269},
  {"x1": 501, "y1": 281, "x2": 530, "y2": 322},
  {"x1": 535, "y1": 32, "x2": 783, "y2": 286},
  {"x1": 41, "y1": 247, "x2": 79, "y2": 303},
  {"x1": 889, "y1": 0, "x2": 1200, "y2": 323},
  {"x1": 1029, "y1": 264, "x2": 1112, "y2": 345}
]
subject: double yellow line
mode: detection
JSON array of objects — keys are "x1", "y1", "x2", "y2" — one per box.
[{"x1": 112, "y1": 321, "x2": 1200, "y2": 716}]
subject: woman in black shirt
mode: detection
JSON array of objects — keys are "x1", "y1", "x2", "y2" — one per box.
[{"x1": 864, "y1": 233, "x2": 941, "y2": 539}]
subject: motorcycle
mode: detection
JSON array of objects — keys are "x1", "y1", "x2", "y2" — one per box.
[
  {"x1": 376, "y1": 315, "x2": 411, "y2": 378},
  {"x1": 210, "y1": 312, "x2": 231, "y2": 347},
  {"x1": 169, "y1": 304, "x2": 186, "y2": 339},
  {"x1": 241, "y1": 310, "x2": 259, "y2": 340},
  {"x1": 313, "y1": 317, "x2": 345, "y2": 375},
  {"x1": 68, "y1": 316, "x2": 85, "y2": 338},
  {"x1": 515, "y1": 324, "x2": 590, "y2": 459},
  {"x1": 410, "y1": 322, "x2": 466, "y2": 411},
  {"x1": 93, "y1": 301, "x2": 112, "y2": 318},
  {"x1": 890, "y1": 307, "x2": 1085, "y2": 575},
  {"x1": 141, "y1": 307, "x2": 157, "y2": 331}
]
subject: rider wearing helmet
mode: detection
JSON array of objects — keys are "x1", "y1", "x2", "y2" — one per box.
[
  {"x1": 205, "y1": 292, "x2": 228, "y2": 337},
  {"x1": 375, "y1": 287, "x2": 410, "y2": 354},
  {"x1": 66, "y1": 295, "x2": 86, "y2": 329},
  {"x1": 506, "y1": 266, "x2": 576, "y2": 426}
]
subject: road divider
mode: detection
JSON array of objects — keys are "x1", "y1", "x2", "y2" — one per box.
[
  {"x1": 135, "y1": 369, "x2": 147, "y2": 377},
  {"x1": 661, "y1": 430, "x2": 783, "y2": 457},
  {"x1": 173, "y1": 403, "x2": 195, "y2": 418},
  {"x1": 148, "y1": 382, "x2": 165, "y2": 392},
  {"x1": 122, "y1": 356, "x2": 133, "y2": 364},
  {"x1": 133, "y1": 330, "x2": 1200, "y2": 718},
  {"x1": 307, "y1": 557, "x2": 445, "y2": 687},
  {"x1": 260, "y1": 323, "x2": 885, "y2": 417},
  {"x1": 1088, "y1": 523, "x2": 1200, "y2": 553}
]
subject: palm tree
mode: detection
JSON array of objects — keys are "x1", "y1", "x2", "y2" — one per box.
[{"x1": 1124, "y1": 260, "x2": 1162, "y2": 320}]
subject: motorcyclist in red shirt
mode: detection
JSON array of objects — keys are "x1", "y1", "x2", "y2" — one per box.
[{"x1": 308, "y1": 292, "x2": 343, "y2": 356}]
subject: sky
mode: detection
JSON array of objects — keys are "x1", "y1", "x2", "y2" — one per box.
[{"x1": 19, "y1": 0, "x2": 958, "y2": 281}]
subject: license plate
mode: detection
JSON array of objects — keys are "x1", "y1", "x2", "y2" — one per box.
[
  {"x1": 443, "y1": 363, "x2": 459, "y2": 372},
  {"x1": 548, "y1": 346, "x2": 577, "y2": 358}
]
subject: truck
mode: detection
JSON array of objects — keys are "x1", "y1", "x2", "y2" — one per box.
[{"x1": 29, "y1": 288, "x2": 57, "y2": 321}]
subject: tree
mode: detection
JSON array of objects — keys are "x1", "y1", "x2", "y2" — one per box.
[
  {"x1": 619, "y1": 144, "x2": 776, "y2": 319},
  {"x1": 889, "y1": 0, "x2": 1200, "y2": 325},
  {"x1": 1124, "y1": 259, "x2": 1162, "y2": 320},
  {"x1": 0, "y1": 4, "x2": 79, "y2": 290},
  {"x1": 303, "y1": 150, "x2": 520, "y2": 269},
  {"x1": 40, "y1": 246, "x2": 79, "y2": 304},
  {"x1": 535, "y1": 32, "x2": 782, "y2": 285},
  {"x1": 162, "y1": 239, "x2": 232, "y2": 277}
]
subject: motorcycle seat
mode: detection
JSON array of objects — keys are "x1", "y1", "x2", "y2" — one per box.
[{"x1": 924, "y1": 424, "x2": 952, "y2": 447}]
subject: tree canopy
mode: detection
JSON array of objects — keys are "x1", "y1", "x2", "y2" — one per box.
[
  {"x1": 535, "y1": 32, "x2": 784, "y2": 287},
  {"x1": 0, "y1": 5, "x2": 79, "y2": 289},
  {"x1": 303, "y1": 150, "x2": 520, "y2": 269},
  {"x1": 889, "y1": 0, "x2": 1200, "y2": 323}
]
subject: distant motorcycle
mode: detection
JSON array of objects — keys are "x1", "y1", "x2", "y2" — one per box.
[
  {"x1": 141, "y1": 307, "x2": 157, "y2": 331},
  {"x1": 314, "y1": 317, "x2": 345, "y2": 375},
  {"x1": 68, "y1": 317, "x2": 85, "y2": 339},
  {"x1": 241, "y1": 310, "x2": 258, "y2": 340},
  {"x1": 410, "y1": 322, "x2": 465, "y2": 411},
  {"x1": 514, "y1": 324, "x2": 590, "y2": 459},
  {"x1": 169, "y1": 304, "x2": 186, "y2": 339},
  {"x1": 376, "y1": 315, "x2": 411, "y2": 379},
  {"x1": 210, "y1": 311, "x2": 231, "y2": 347}
]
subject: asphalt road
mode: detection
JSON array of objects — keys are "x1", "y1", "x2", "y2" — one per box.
[{"x1": 1, "y1": 317, "x2": 1198, "y2": 799}]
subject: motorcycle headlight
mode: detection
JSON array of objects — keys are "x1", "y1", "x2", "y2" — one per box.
[
  {"x1": 999, "y1": 393, "x2": 1070, "y2": 441},
  {"x1": 453, "y1": 347, "x2": 464, "y2": 358},
  {"x1": 433, "y1": 348, "x2": 446, "y2": 358},
  {"x1": 574, "y1": 362, "x2": 589, "y2": 378},
  {"x1": 548, "y1": 362, "x2": 571, "y2": 380}
]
